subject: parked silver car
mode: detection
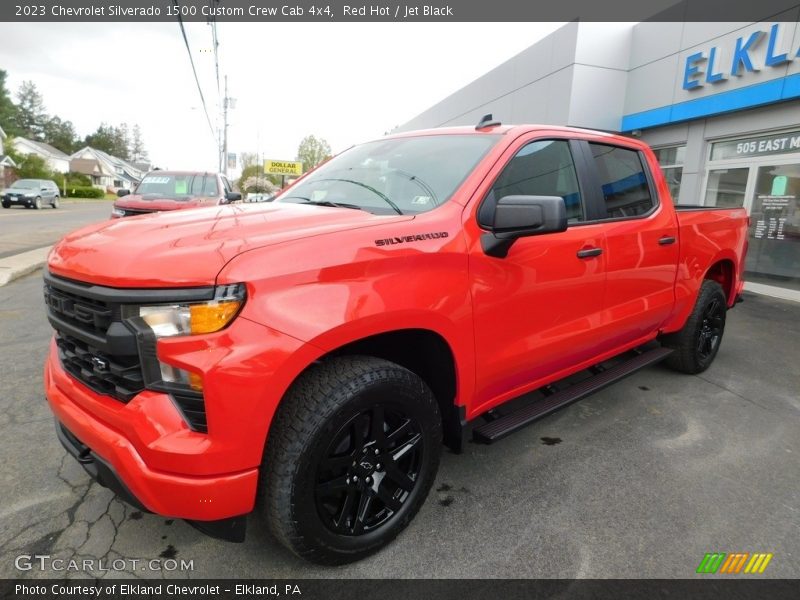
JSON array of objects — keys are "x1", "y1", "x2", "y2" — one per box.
[{"x1": 2, "y1": 179, "x2": 60, "y2": 209}]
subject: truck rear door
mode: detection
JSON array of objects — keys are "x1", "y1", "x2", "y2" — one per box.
[{"x1": 578, "y1": 140, "x2": 679, "y2": 346}]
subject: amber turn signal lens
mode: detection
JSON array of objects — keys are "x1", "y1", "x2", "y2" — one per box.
[
  {"x1": 189, "y1": 300, "x2": 242, "y2": 334},
  {"x1": 188, "y1": 371, "x2": 204, "y2": 392}
]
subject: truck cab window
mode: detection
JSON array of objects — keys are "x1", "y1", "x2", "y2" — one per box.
[
  {"x1": 589, "y1": 143, "x2": 655, "y2": 218},
  {"x1": 491, "y1": 140, "x2": 584, "y2": 222}
]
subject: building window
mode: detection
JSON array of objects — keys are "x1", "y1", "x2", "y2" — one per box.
[
  {"x1": 653, "y1": 145, "x2": 685, "y2": 203},
  {"x1": 588, "y1": 143, "x2": 655, "y2": 218},
  {"x1": 704, "y1": 168, "x2": 748, "y2": 208}
]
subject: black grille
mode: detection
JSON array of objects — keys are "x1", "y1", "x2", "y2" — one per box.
[
  {"x1": 55, "y1": 334, "x2": 144, "y2": 402},
  {"x1": 44, "y1": 283, "x2": 115, "y2": 337},
  {"x1": 44, "y1": 272, "x2": 212, "y2": 432},
  {"x1": 173, "y1": 393, "x2": 208, "y2": 433},
  {"x1": 45, "y1": 276, "x2": 143, "y2": 403},
  {"x1": 121, "y1": 208, "x2": 153, "y2": 217}
]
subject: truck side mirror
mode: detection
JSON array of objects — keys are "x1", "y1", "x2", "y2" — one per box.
[
  {"x1": 116, "y1": 189, "x2": 130, "y2": 198},
  {"x1": 480, "y1": 195, "x2": 568, "y2": 258},
  {"x1": 224, "y1": 192, "x2": 242, "y2": 203}
]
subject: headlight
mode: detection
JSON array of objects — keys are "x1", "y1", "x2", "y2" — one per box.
[
  {"x1": 111, "y1": 207, "x2": 126, "y2": 217},
  {"x1": 123, "y1": 284, "x2": 246, "y2": 394},
  {"x1": 135, "y1": 284, "x2": 246, "y2": 338}
]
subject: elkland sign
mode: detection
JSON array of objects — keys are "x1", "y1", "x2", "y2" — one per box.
[
  {"x1": 622, "y1": 21, "x2": 800, "y2": 131},
  {"x1": 683, "y1": 23, "x2": 800, "y2": 90}
]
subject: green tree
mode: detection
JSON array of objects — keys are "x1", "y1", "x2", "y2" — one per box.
[
  {"x1": 14, "y1": 80, "x2": 48, "y2": 140},
  {"x1": 43, "y1": 116, "x2": 78, "y2": 154},
  {"x1": 0, "y1": 70, "x2": 19, "y2": 136},
  {"x1": 130, "y1": 124, "x2": 148, "y2": 162},
  {"x1": 296, "y1": 135, "x2": 331, "y2": 173},
  {"x1": 114, "y1": 122, "x2": 130, "y2": 159},
  {"x1": 64, "y1": 171, "x2": 91, "y2": 186},
  {"x1": 85, "y1": 123, "x2": 130, "y2": 158},
  {"x1": 237, "y1": 155, "x2": 280, "y2": 189}
]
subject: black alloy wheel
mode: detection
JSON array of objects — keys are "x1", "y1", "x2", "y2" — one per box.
[
  {"x1": 662, "y1": 279, "x2": 727, "y2": 374},
  {"x1": 697, "y1": 296, "x2": 724, "y2": 361},
  {"x1": 260, "y1": 355, "x2": 442, "y2": 565},
  {"x1": 314, "y1": 405, "x2": 423, "y2": 536}
]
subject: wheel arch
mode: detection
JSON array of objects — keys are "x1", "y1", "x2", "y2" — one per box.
[
  {"x1": 282, "y1": 328, "x2": 465, "y2": 453},
  {"x1": 704, "y1": 258, "x2": 737, "y2": 305}
]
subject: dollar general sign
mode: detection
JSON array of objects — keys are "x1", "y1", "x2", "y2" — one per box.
[{"x1": 264, "y1": 159, "x2": 303, "y2": 176}]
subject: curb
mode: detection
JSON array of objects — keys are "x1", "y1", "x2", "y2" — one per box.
[{"x1": 0, "y1": 246, "x2": 51, "y2": 287}]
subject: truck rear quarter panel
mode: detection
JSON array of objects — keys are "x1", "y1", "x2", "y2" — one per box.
[{"x1": 661, "y1": 207, "x2": 749, "y2": 333}]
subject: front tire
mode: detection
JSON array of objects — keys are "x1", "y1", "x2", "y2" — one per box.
[
  {"x1": 259, "y1": 355, "x2": 442, "y2": 565},
  {"x1": 662, "y1": 280, "x2": 727, "y2": 374},
  {"x1": 52, "y1": 196, "x2": 59, "y2": 208},
  {"x1": 33, "y1": 197, "x2": 42, "y2": 210}
]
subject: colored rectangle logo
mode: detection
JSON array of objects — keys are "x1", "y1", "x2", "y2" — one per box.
[{"x1": 697, "y1": 552, "x2": 773, "y2": 574}]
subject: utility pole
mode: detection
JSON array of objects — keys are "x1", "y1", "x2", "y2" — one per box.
[{"x1": 221, "y1": 76, "x2": 236, "y2": 176}]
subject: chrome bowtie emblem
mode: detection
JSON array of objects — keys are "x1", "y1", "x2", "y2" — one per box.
[{"x1": 91, "y1": 356, "x2": 110, "y2": 372}]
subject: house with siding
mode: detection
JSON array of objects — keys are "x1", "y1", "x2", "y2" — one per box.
[
  {"x1": 0, "y1": 126, "x2": 18, "y2": 189},
  {"x1": 11, "y1": 136, "x2": 70, "y2": 173},
  {"x1": 70, "y1": 147, "x2": 147, "y2": 191}
]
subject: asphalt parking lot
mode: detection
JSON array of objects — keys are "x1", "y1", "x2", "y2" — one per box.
[
  {"x1": 0, "y1": 264, "x2": 798, "y2": 579},
  {"x1": 0, "y1": 201, "x2": 112, "y2": 259}
]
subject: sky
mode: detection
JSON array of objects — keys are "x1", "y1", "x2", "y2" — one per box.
[{"x1": 0, "y1": 22, "x2": 563, "y2": 174}]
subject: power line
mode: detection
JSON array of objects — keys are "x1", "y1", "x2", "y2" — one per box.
[{"x1": 172, "y1": 0, "x2": 216, "y2": 146}]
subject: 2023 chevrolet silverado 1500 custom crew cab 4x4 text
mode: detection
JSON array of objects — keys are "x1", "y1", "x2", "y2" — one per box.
[{"x1": 43, "y1": 120, "x2": 748, "y2": 564}]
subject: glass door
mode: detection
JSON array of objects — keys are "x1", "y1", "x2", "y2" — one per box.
[{"x1": 745, "y1": 162, "x2": 800, "y2": 291}]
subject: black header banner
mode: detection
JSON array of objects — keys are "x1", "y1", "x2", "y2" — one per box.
[
  {"x1": 2, "y1": 579, "x2": 800, "y2": 600},
  {"x1": 2, "y1": 0, "x2": 800, "y2": 22}
]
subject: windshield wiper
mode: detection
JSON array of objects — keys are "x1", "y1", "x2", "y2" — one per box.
[
  {"x1": 317, "y1": 178, "x2": 403, "y2": 215},
  {"x1": 283, "y1": 196, "x2": 365, "y2": 211}
]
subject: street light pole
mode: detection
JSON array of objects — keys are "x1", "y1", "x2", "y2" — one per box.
[{"x1": 222, "y1": 75, "x2": 229, "y2": 176}]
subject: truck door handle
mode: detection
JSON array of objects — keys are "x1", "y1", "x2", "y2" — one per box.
[
  {"x1": 658, "y1": 236, "x2": 676, "y2": 245},
  {"x1": 576, "y1": 247, "x2": 603, "y2": 258}
]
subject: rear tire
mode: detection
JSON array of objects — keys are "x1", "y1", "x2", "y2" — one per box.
[
  {"x1": 662, "y1": 280, "x2": 727, "y2": 374},
  {"x1": 259, "y1": 355, "x2": 442, "y2": 565},
  {"x1": 1, "y1": 201, "x2": 9, "y2": 209}
]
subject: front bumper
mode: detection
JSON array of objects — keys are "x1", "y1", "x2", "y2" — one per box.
[
  {"x1": 3, "y1": 195, "x2": 34, "y2": 205},
  {"x1": 54, "y1": 417, "x2": 247, "y2": 541},
  {"x1": 45, "y1": 344, "x2": 259, "y2": 523}
]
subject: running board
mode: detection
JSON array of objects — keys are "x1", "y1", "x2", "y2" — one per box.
[{"x1": 472, "y1": 346, "x2": 673, "y2": 444}]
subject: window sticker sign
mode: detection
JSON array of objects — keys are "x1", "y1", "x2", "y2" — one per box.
[
  {"x1": 711, "y1": 131, "x2": 800, "y2": 160},
  {"x1": 752, "y1": 195, "x2": 791, "y2": 240}
]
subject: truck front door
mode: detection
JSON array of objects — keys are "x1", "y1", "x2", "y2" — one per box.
[{"x1": 465, "y1": 136, "x2": 608, "y2": 415}]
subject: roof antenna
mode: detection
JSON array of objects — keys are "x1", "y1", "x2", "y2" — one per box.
[{"x1": 476, "y1": 113, "x2": 501, "y2": 130}]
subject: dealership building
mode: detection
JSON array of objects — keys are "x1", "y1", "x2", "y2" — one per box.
[{"x1": 397, "y1": 19, "x2": 800, "y2": 301}]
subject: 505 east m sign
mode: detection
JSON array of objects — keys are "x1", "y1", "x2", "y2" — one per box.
[{"x1": 683, "y1": 23, "x2": 799, "y2": 90}]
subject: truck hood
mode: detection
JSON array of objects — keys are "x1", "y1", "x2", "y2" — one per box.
[
  {"x1": 49, "y1": 202, "x2": 412, "y2": 287},
  {"x1": 114, "y1": 195, "x2": 214, "y2": 212}
]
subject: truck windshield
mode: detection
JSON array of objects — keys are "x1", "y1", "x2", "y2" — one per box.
[
  {"x1": 134, "y1": 174, "x2": 219, "y2": 199},
  {"x1": 277, "y1": 134, "x2": 499, "y2": 215}
]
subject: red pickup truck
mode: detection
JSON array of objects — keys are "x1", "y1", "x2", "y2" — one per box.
[
  {"x1": 43, "y1": 122, "x2": 748, "y2": 565},
  {"x1": 111, "y1": 171, "x2": 241, "y2": 218}
]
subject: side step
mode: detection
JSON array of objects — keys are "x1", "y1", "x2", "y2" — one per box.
[{"x1": 472, "y1": 346, "x2": 673, "y2": 444}]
